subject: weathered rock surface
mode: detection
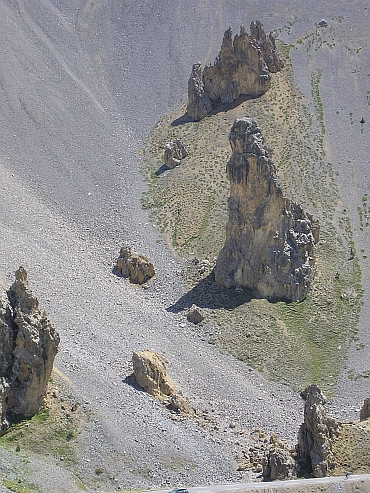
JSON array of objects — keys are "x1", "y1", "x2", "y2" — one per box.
[
  {"x1": 187, "y1": 304, "x2": 205, "y2": 324},
  {"x1": 0, "y1": 267, "x2": 60, "y2": 431},
  {"x1": 164, "y1": 139, "x2": 188, "y2": 169},
  {"x1": 296, "y1": 385, "x2": 339, "y2": 477},
  {"x1": 186, "y1": 22, "x2": 284, "y2": 121},
  {"x1": 263, "y1": 437, "x2": 296, "y2": 481},
  {"x1": 214, "y1": 118, "x2": 318, "y2": 302},
  {"x1": 360, "y1": 397, "x2": 370, "y2": 421},
  {"x1": 115, "y1": 246, "x2": 155, "y2": 284},
  {"x1": 132, "y1": 350, "x2": 176, "y2": 398}
]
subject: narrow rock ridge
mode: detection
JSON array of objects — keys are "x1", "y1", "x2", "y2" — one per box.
[
  {"x1": 187, "y1": 21, "x2": 284, "y2": 121},
  {"x1": 0, "y1": 267, "x2": 60, "y2": 432},
  {"x1": 214, "y1": 118, "x2": 318, "y2": 302}
]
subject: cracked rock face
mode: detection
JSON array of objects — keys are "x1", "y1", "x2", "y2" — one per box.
[
  {"x1": 214, "y1": 118, "x2": 318, "y2": 302},
  {"x1": 296, "y1": 385, "x2": 339, "y2": 477},
  {"x1": 0, "y1": 267, "x2": 60, "y2": 430},
  {"x1": 186, "y1": 22, "x2": 284, "y2": 121}
]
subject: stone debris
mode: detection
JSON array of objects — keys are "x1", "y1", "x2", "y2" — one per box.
[
  {"x1": 262, "y1": 436, "x2": 297, "y2": 481},
  {"x1": 164, "y1": 139, "x2": 188, "y2": 169},
  {"x1": 0, "y1": 267, "x2": 60, "y2": 432},
  {"x1": 186, "y1": 304, "x2": 205, "y2": 324},
  {"x1": 187, "y1": 22, "x2": 284, "y2": 121},
  {"x1": 115, "y1": 246, "x2": 155, "y2": 284},
  {"x1": 214, "y1": 118, "x2": 318, "y2": 302}
]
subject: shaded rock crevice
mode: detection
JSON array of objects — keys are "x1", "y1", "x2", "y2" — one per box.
[{"x1": 214, "y1": 118, "x2": 318, "y2": 302}]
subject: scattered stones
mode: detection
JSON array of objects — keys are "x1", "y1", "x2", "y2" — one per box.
[
  {"x1": 0, "y1": 267, "x2": 60, "y2": 431},
  {"x1": 262, "y1": 436, "x2": 296, "y2": 480},
  {"x1": 115, "y1": 246, "x2": 155, "y2": 284},
  {"x1": 187, "y1": 304, "x2": 204, "y2": 324},
  {"x1": 296, "y1": 384, "x2": 340, "y2": 477},
  {"x1": 167, "y1": 393, "x2": 193, "y2": 414},
  {"x1": 132, "y1": 350, "x2": 176, "y2": 398},
  {"x1": 214, "y1": 118, "x2": 318, "y2": 302},
  {"x1": 360, "y1": 397, "x2": 370, "y2": 421},
  {"x1": 164, "y1": 139, "x2": 188, "y2": 169},
  {"x1": 186, "y1": 22, "x2": 284, "y2": 121}
]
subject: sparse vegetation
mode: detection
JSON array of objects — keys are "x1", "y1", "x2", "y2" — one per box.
[{"x1": 141, "y1": 40, "x2": 363, "y2": 393}]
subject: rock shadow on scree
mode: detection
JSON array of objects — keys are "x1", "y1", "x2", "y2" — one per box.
[{"x1": 166, "y1": 272, "x2": 254, "y2": 313}]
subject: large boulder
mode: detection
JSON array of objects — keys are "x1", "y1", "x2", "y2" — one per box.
[
  {"x1": 115, "y1": 246, "x2": 155, "y2": 284},
  {"x1": 132, "y1": 350, "x2": 176, "y2": 398},
  {"x1": 186, "y1": 22, "x2": 284, "y2": 121},
  {"x1": 214, "y1": 118, "x2": 318, "y2": 302},
  {"x1": 164, "y1": 139, "x2": 188, "y2": 169},
  {"x1": 0, "y1": 267, "x2": 60, "y2": 431},
  {"x1": 296, "y1": 385, "x2": 339, "y2": 477}
]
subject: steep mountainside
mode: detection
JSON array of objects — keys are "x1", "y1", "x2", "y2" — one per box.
[{"x1": 0, "y1": 0, "x2": 369, "y2": 492}]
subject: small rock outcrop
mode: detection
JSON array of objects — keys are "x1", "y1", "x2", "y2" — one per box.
[
  {"x1": 214, "y1": 118, "x2": 318, "y2": 302},
  {"x1": 296, "y1": 385, "x2": 339, "y2": 477},
  {"x1": 263, "y1": 437, "x2": 296, "y2": 481},
  {"x1": 115, "y1": 246, "x2": 155, "y2": 284},
  {"x1": 0, "y1": 267, "x2": 60, "y2": 431},
  {"x1": 132, "y1": 350, "x2": 176, "y2": 398},
  {"x1": 186, "y1": 304, "x2": 204, "y2": 324},
  {"x1": 164, "y1": 139, "x2": 188, "y2": 169},
  {"x1": 360, "y1": 397, "x2": 370, "y2": 421},
  {"x1": 187, "y1": 22, "x2": 284, "y2": 121}
]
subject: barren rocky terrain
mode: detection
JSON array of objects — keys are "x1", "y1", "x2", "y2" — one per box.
[{"x1": 0, "y1": 1, "x2": 369, "y2": 492}]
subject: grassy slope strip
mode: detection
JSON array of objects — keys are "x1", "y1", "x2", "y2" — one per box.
[{"x1": 141, "y1": 32, "x2": 362, "y2": 394}]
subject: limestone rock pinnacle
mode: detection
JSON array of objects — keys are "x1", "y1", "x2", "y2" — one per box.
[
  {"x1": 214, "y1": 118, "x2": 318, "y2": 302},
  {"x1": 0, "y1": 267, "x2": 60, "y2": 431},
  {"x1": 186, "y1": 22, "x2": 284, "y2": 121}
]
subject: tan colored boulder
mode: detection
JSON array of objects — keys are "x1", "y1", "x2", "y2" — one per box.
[
  {"x1": 116, "y1": 246, "x2": 155, "y2": 284},
  {"x1": 0, "y1": 267, "x2": 60, "y2": 430},
  {"x1": 132, "y1": 350, "x2": 176, "y2": 398}
]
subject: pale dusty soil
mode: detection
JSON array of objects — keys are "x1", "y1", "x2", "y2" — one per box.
[{"x1": 0, "y1": 1, "x2": 369, "y2": 492}]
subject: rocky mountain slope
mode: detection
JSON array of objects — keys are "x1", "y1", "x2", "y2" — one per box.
[{"x1": 0, "y1": 0, "x2": 369, "y2": 492}]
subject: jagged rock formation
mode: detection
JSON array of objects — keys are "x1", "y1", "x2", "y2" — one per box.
[
  {"x1": 263, "y1": 437, "x2": 296, "y2": 481},
  {"x1": 360, "y1": 397, "x2": 370, "y2": 421},
  {"x1": 0, "y1": 267, "x2": 60, "y2": 432},
  {"x1": 214, "y1": 118, "x2": 318, "y2": 302},
  {"x1": 186, "y1": 22, "x2": 284, "y2": 121},
  {"x1": 186, "y1": 304, "x2": 204, "y2": 324},
  {"x1": 296, "y1": 385, "x2": 339, "y2": 477},
  {"x1": 115, "y1": 246, "x2": 155, "y2": 284},
  {"x1": 132, "y1": 350, "x2": 176, "y2": 398},
  {"x1": 164, "y1": 139, "x2": 188, "y2": 169}
]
